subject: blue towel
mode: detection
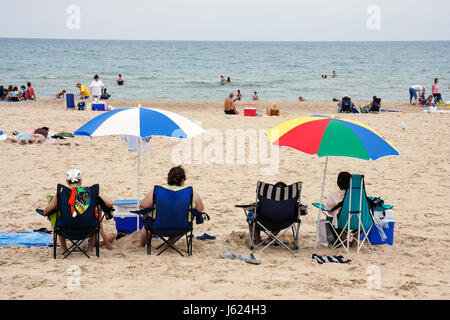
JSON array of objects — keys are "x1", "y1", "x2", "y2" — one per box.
[{"x1": 0, "y1": 231, "x2": 53, "y2": 247}]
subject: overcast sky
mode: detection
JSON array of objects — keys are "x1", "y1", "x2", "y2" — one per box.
[{"x1": 1, "y1": 0, "x2": 449, "y2": 41}]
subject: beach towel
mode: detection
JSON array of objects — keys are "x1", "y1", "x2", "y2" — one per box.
[
  {"x1": 0, "y1": 231, "x2": 53, "y2": 247},
  {"x1": 68, "y1": 187, "x2": 92, "y2": 218},
  {"x1": 312, "y1": 254, "x2": 351, "y2": 264}
]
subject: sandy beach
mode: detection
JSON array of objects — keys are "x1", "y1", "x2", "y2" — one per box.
[{"x1": 0, "y1": 97, "x2": 449, "y2": 300}]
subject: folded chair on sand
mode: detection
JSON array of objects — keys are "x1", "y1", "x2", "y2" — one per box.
[
  {"x1": 36, "y1": 184, "x2": 114, "y2": 259},
  {"x1": 131, "y1": 185, "x2": 209, "y2": 256},
  {"x1": 313, "y1": 174, "x2": 374, "y2": 253},
  {"x1": 235, "y1": 181, "x2": 307, "y2": 254}
]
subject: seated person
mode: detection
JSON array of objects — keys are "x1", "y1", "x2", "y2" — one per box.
[
  {"x1": 266, "y1": 104, "x2": 280, "y2": 116},
  {"x1": 337, "y1": 95, "x2": 355, "y2": 113},
  {"x1": 8, "y1": 87, "x2": 20, "y2": 101},
  {"x1": 56, "y1": 90, "x2": 66, "y2": 99},
  {"x1": 324, "y1": 171, "x2": 357, "y2": 248},
  {"x1": 137, "y1": 166, "x2": 204, "y2": 248},
  {"x1": 298, "y1": 96, "x2": 307, "y2": 102},
  {"x1": 252, "y1": 181, "x2": 286, "y2": 245},
  {"x1": 6, "y1": 127, "x2": 49, "y2": 144},
  {"x1": 418, "y1": 91, "x2": 426, "y2": 106},
  {"x1": 425, "y1": 95, "x2": 435, "y2": 106},
  {"x1": 365, "y1": 96, "x2": 381, "y2": 112},
  {"x1": 19, "y1": 85, "x2": 27, "y2": 98},
  {"x1": 224, "y1": 93, "x2": 239, "y2": 114},
  {"x1": 42, "y1": 169, "x2": 116, "y2": 253}
]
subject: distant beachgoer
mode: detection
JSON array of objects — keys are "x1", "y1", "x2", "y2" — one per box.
[
  {"x1": 332, "y1": 98, "x2": 340, "y2": 102},
  {"x1": 6, "y1": 127, "x2": 49, "y2": 144},
  {"x1": 224, "y1": 93, "x2": 239, "y2": 115},
  {"x1": 19, "y1": 85, "x2": 26, "y2": 98},
  {"x1": 332, "y1": 70, "x2": 337, "y2": 78},
  {"x1": 234, "y1": 90, "x2": 242, "y2": 102},
  {"x1": 425, "y1": 95, "x2": 435, "y2": 106},
  {"x1": 220, "y1": 76, "x2": 226, "y2": 84},
  {"x1": 24, "y1": 82, "x2": 36, "y2": 100},
  {"x1": 266, "y1": 104, "x2": 280, "y2": 116},
  {"x1": 298, "y1": 96, "x2": 307, "y2": 102},
  {"x1": 253, "y1": 91, "x2": 259, "y2": 101},
  {"x1": 117, "y1": 74, "x2": 124, "y2": 86},
  {"x1": 76, "y1": 83, "x2": 90, "y2": 99},
  {"x1": 90, "y1": 75, "x2": 104, "y2": 100},
  {"x1": 227, "y1": 77, "x2": 231, "y2": 83},
  {"x1": 9, "y1": 87, "x2": 20, "y2": 101},
  {"x1": 337, "y1": 94, "x2": 355, "y2": 113},
  {"x1": 409, "y1": 84, "x2": 424, "y2": 105},
  {"x1": 56, "y1": 90, "x2": 67, "y2": 99},
  {"x1": 432, "y1": 78, "x2": 442, "y2": 104}
]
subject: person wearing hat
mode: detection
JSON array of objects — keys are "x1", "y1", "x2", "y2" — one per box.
[
  {"x1": 266, "y1": 104, "x2": 280, "y2": 116},
  {"x1": 43, "y1": 169, "x2": 116, "y2": 253},
  {"x1": 76, "y1": 83, "x2": 90, "y2": 99},
  {"x1": 337, "y1": 94, "x2": 354, "y2": 113}
]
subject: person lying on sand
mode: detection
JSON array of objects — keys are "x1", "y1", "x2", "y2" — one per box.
[
  {"x1": 224, "y1": 93, "x2": 239, "y2": 114},
  {"x1": 298, "y1": 96, "x2": 307, "y2": 102},
  {"x1": 137, "y1": 166, "x2": 205, "y2": 248},
  {"x1": 6, "y1": 127, "x2": 49, "y2": 144},
  {"x1": 42, "y1": 169, "x2": 116, "y2": 253}
]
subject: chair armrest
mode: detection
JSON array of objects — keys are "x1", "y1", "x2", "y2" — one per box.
[
  {"x1": 297, "y1": 203, "x2": 308, "y2": 216},
  {"x1": 312, "y1": 202, "x2": 333, "y2": 217},
  {"x1": 130, "y1": 206, "x2": 154, "y2": 215},
  {"x1": 36, "y1": 208, "x2": 57, "y2": 216},
  {"x1": 235, "y1": 203, "x2": 258, "y2": 210}
]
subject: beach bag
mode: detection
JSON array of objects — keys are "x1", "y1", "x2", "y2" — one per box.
[
  {"x1": 360, "y1": 106, "x2": 368, "y2": 113},
  {"x1": 101, "y1": 88, "x2": 111, "y2": 100},
  {"x1": 77, "y1": 102, "x2": 85, "y2": 110},
  {"x1": 318, "y1": 219, "x2": 337, "y2": 246}
]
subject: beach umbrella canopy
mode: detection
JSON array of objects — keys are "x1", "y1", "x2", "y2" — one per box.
[
  {"x1": 74, "y1": 106, "x2": 206, "y2": 227},
  {"x1": 266, "y1": 115, "x2": 399, "y2": 248},
  {"x1": 266, "y1": 115, "x2": 399, "y2": 160}
]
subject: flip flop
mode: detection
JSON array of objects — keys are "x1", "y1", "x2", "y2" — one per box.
[
  {"x1": 196, "y1": 233, "x2": 216, "y2": 240},
  {"x1": 220, "y1": 250, "x2": 239, "y2": 260},
  {"x1": 240, "y1": 253, "x2": 262, "y2": 265},
  {"x1": 115, "y1": 232, "x2": 127, "y2": 240}
]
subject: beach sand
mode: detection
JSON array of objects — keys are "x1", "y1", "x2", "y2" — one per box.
[{"x1": 0, "y1": 98, "x2": 449, "y2": 300}]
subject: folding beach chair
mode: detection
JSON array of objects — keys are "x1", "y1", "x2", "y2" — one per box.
[
  {"x1": 66, "y1": 93, "x2": 75, "y2": 109},
  {"x1": 313, "y1": 174, "x2": 374, "y2": 253},
  {"x1": 38, "y1": 184, "x2": 111, "y2": 259},
  {"x1": 236, "y1": 181, "x2": 307, "y2": 254},
  {"x1": 369, "y1": 98, "x2": 381, "y2": 113},
  {"x1": 132, "y1": 186, "x2": 208, "y2": 256},
  {"x1": 340, "y1": 97, "x2": 353, "y2": 113}
]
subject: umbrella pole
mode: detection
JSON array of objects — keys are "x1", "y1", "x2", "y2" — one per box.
[
  {"x1": 314, "y1": 157, "x2": 328, "y2": 249},
  {"x1": 137, "y1": 141, "x2": 141, "y2": 232}
]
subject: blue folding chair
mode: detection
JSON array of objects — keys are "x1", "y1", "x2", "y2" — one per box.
[
  {"x1": 66, "y1": 93, "x2": 75, "y2": 109},
  {"x1": 370, "y1": 98, "x2": 381, "y2": 113},
  {"x1": 313, "y1": 174, "x2": 374, "y2": 253},
  {"x1": 132, "y1": 186, "x2": 208, "y2": 256},
  {"x1": 340, "y1": 97, "x2": 353, "y2": 113}
]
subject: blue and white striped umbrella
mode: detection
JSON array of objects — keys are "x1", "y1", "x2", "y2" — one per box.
[
  {"x1": 73, "y1": 105, "x2": 205, "y2": 222},
  {"x1": 74, "y1": 106, "x2": 205, "y2": 138}
]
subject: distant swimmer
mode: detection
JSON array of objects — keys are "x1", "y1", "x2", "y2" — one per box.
[
  {"x1": 117, "y1": 74, "x2": 124, "y2": 85},
  {"x1": 253, "y1": 91, "x2": 259, "y2": 101},
  {"x1": 220, "y1": 75, "x2": 226, "y2": 85},
  {"x1": 234, "y1": 89, "x2": 242, "y2": 102},
  {"x1": 321, "y1": 74, "x2": 328, "y2": 79},
  {"x1": 298, "y1": 96, "x2": 307, "y2": 102},
  {"x1": 332, "y1": 70, "x2": 337, "y2": 78},
  {"x1": 227, "y1": 77, "x2": 231, "y2": 83},
  {"x1": 224, "y1": 93, "x2": 239, "y2": 115}
]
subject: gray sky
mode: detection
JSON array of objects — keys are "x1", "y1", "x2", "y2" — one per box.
[{"x1": 1, "y1": 0, "x2": 449, "y2": 41}]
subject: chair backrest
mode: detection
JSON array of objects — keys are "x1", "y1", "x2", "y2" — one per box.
[
  {"x1": 256, "y1": 181, "x2": 301, "y2": 222},
  {"x1": 66, "y1": 93, "x2": 75, "y2": 108},
  {"x1": 151, "y1": 185, "x2": 193, "y2": 230},
  {"x1": 55, "y1": 184, "x2": 100, "y2": 233},
  {"x1": 370, "y1": 98, "x2": 381, "y2": 112},
  {"x1": 337, "y1": 175, "x2": 373, "y2": 231},
  {"x1": 341, "y1": 97, "x2": 352, "y2": 112}
]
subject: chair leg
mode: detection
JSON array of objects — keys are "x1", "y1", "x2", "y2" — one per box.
[
  {"x1": 147, "y1": 231, "x2": 152, "y2": 255},
  {"x1": 53, "y1": 231, "x2": 57, "y2": 259},
  {"x1": 96, "y1": 231, "x2": 100, "y2": 258}
]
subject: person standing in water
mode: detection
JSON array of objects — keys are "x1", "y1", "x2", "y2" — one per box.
[
  {"x1": 332, "y1": 70, "x2": 337, "y2": 78},
  {"x1": 117, "y1": 74, "x2": 124, "y2": 85}
]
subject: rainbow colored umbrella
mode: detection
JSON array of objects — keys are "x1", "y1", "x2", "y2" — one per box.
[{"x1": 266, "y1": 115, "x2": 399, "y2": 248}]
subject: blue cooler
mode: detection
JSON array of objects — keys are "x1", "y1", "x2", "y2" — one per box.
[
  {"x1": 366, "y1": 210, "x2": 395, "y2": 245},
  {"x1": 92, "y1": 103, "x2": 106, "y2": 111},
  {"x1": 113, "y1": 200, "x2": 143, "y2": 234}
]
